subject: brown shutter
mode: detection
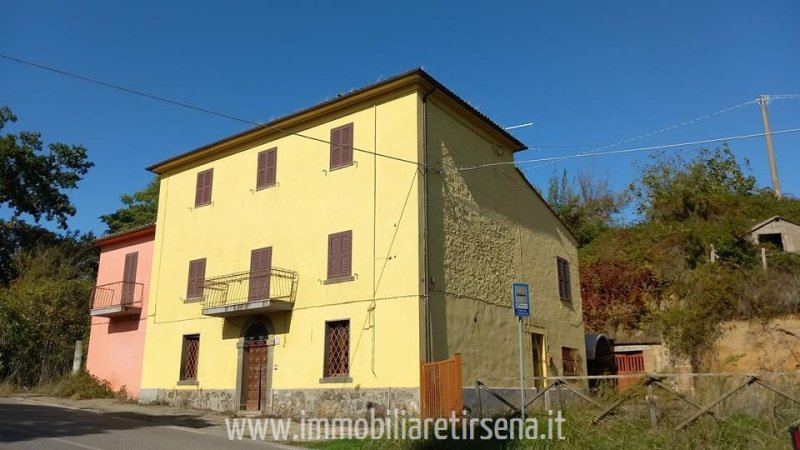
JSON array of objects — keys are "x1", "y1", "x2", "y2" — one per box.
[
  {"x1": 123, "y1": 252, "x2": 138, "y2": 283},
  {"x1": 122, "y1": 252, "x2": 139, "y2": 304},
  {"x1": 187, "y1": 258, "x2": 207, "y2": 298},
  {"x1": 327, "y1": 231, "x2": 352, "y2": 279},
  {"x1": 328, "y1": 233, "x2": 341, "y2": 279},
  {"x1": 330, "y1": 123, "x2": 354, "y2": 169},
  {"x1": 341, "y1": 231, "x2": 352, "y2": 277},
  {"x1": 265, "y1": 148, "x2": 277, "y2": 186},
  {"x1": 341, "y1": 123, "x2": 353, "y2": 166},
  {"x1": 248, "y1": 247, "x2": 272, "y2": 301},
  {"x1": 256, "y1": 151, "x2": 268, "y2": 188},
  {"x1": 195, "y1": 169, "x2": 213, "y2": 206},
  {"x1": 330, "y1": 127, "x2": 342, "y2": 169}
]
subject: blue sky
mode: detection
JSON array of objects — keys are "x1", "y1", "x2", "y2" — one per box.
[{"x1": 2, "y1": 1, "x2": 798, "y2": 235}]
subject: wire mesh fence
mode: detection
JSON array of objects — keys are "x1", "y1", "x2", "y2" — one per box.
[{"x1": 473, "y1": 372, "x2": 800, "y2": 431}]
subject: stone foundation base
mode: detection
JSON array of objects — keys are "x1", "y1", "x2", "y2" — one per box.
[
  {"x1": 139, "y1": 387, "x2": 419, "y2": 418},
  {"x1": 139, "y1": 388, "x2": 237, "y2": 411}
]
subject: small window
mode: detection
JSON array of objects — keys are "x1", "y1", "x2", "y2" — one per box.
[
  {"x1": 327, "y1": 231, "x2": 352, "y2": 280},
  {"x1": 195, "y1": 169, "x2": 214, "y2": 207},
  {"x1": 324, "y1": 320, "x2": 350, "y2": 378},
  {"x1": 180, "y1": 334, "x2": 200, "y2": 381},
  {"x1": 330, "y1": 123, "x2": 354, "y2": 170},
  {"x1": 256, "y1": 148, "x2": 277, "y2": 189},
  {"x1": 557, "y1": 257, "x2": 571, "y2": 301},
  {"x1": 186, "y1": 258, "x2": 206, "y2": 299},
  {"x1": 562, "y1": 347, "x2": 579, "y2": 376}
]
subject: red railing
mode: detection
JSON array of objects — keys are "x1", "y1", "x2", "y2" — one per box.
[{"x1": 90, "y1": 281, "x2": 144, "y2": 310}]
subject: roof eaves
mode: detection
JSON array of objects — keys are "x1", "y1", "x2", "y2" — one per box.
[{"x1": 146, "y1": 68, "x2": 526, "y2": 174}]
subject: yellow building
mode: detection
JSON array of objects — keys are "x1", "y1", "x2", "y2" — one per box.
[{"x1": 138, "y1": 69, "x2": 586, "y2": 415}]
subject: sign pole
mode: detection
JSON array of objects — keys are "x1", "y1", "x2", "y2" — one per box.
[
  {"x1": 518, "y1": 315, "x2": 525, "y2": 422},
  {"x1": 512, "y1": 282, "x2": 530, "y2": 421}
]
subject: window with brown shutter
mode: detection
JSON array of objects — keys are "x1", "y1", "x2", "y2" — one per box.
[
  {"x1": 329, "y1": 123, "x2": 354, "y2": 170},
  {"x1": 121, "y1": 252, "x2": 138, "y2": 304},
  {"x1": 248, "y1": 247, "x2": 272, "y2": 301},
  {"x1": 195, "y1": 169, "x2": 213, "y2": 207},
  {"x1": 186, "y1": 258, "x2": 206, "y2": 300},
  {"x1": 256, "y1": 148, "x2": 277, "y2": 189},
  {"x1": 557, "y1": 257, "x2": 571, "y2": 301},
  {"x1": 562, "y1": 347, "x2": 579, "y2": 376},
  {"x1": 180, "y1": 334, "x2": 200, "y2": 381},
  {"x1": 324, "y1": 320, "x2": 350, "y2": 378},
  {"x1": 327, "y1": 231, "x2": 352, "y2": 281}
]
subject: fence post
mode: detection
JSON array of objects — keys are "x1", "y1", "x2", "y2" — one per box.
[
  {"x1": 475, "y1": 381, "x2": 483, "y2": 419},
  {"x1": 647, "y1": 384, "x2": 658, "y2": 429},
  {"x1": 72, "y1": 340, "x2": 84, "y2": 375}
]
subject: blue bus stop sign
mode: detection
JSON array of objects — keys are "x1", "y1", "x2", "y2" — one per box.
[{"x1": 512, "y1": 282, "x2": 530, "y2": 317}]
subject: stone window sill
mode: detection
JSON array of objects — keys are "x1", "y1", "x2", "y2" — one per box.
[
  {"x1": 323, "y1": 276, "x2": 355, "y2": 285},
  {"x1": 177, "y1": 379, "x2": 198, "y2": 386},
  {"x1": 319, "y1": 376, "x2": 352, "y2": 384}
]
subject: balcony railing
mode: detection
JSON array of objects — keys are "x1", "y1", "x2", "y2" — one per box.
[
  {"x1": 90, "y1": 281, "x2": 144, "y2": 317},
  {"x1": 201, "y1": 267, "x2": 299, "y2": 318}
]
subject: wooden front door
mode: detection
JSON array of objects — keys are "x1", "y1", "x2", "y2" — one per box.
[
  {"x1": 245, "y1": 341, "x2": 269, "y2": 410},
  {"x1": 121, "y1": 252, "x2": 138, "y2": 304},
  {"x1": 248, "y1": 247, "x2": 272, "y2": 301},
  {"x1": 531, "y1": 333, "x2": 544, "y2": 391}
]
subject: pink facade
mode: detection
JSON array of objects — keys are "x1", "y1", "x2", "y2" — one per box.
[{"x1": 86, "y1": 225, "x2": 155, "y2": 398}]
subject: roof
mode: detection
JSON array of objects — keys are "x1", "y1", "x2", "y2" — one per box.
[
  {"x1": 146, "y1": 68, "x2": 526, "y2": 174},
  {"x1": 612, "y1": 335, "x2": 662, "y2": 346},
  {"x1": 747, "y1": 215, "x2": 800, "y2": 234},
  {"x1": 93, "y1": 223, "x2": 156, "y2": 247}
]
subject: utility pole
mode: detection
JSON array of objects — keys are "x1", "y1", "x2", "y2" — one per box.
[{"x1": 759, "y1": 95, "x2": 782, "y2": 198}]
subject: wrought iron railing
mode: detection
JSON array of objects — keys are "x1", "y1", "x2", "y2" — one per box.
[
  {"x1": 90, "y1": 281, "x2": 144, "y2": 310},
  {"x1": 202, "y1": 267, "x2": 299, "y2": 309}
]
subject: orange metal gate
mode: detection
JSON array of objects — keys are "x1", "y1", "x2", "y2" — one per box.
[
  {"x1": 420, "y1": 353, "x2": 463, "y2": 418},
  {"x1": 615, "y1": 351, "x2": 645, "y2": 390}
]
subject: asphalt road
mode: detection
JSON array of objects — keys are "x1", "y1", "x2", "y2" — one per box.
[{"x1": 0, "y1": 398, "x2": 298, "y2": 450}]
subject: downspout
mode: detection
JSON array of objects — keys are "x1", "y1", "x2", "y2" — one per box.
[{"x1": 421, "y1": 88, "x2": 436, "y2": 362}]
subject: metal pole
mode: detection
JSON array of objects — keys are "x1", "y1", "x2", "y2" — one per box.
[
  {"x1": 518, "y1": 316, "x2": 525, "y2": 421},
  {"x1": 759, "y1": 95, "x2": 782, "y2": 198}
]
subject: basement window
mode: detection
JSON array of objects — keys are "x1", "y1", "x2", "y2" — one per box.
[{"x1": 179, "y1": 334, "x2": 200, "y2": 383}]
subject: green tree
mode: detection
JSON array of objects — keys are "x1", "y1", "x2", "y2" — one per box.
[
  {"x1": 0, "y1": 106, "x2": 94, "y2": 285},
  {"x1": 0, "y1": 244, "x2": 95, "y2": 385},
  {"x1": 0, "y1": 106, "x2": 93, "y2": 229},
  {"x1": 547, "y1": 170, "x2": 627, "y2": 247},
  {"x1": 99, "y1": 177, "x2": 159, "y2": 234}
]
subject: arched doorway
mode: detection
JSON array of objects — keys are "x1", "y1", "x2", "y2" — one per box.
[{"x1": 242, "y1": 320, "x2": 272, "y2": 411}]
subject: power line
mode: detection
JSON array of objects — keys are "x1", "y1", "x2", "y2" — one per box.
[
  {"x1": 0, "y1": 53, "x2": 423, "y2": 168},
  {"x1": 454, "y1": 128, "x2": 800, "y2": 172},
  {"x1": 532, "y1": 99, "x2": 759, "y2": 154}
]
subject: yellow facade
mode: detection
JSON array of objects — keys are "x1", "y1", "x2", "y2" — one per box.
[{"x1": 138, "y1": 70, "x2": 586, "y2": 414}]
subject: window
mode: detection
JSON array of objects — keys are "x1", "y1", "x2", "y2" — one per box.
[
  {"x1": 556, "y1": 257, "x2": 571, "y2": 301},
  {"x1": 256, "y1": 148, "x2": 277, "y2": 189},
  {"x1": 327, "y1": 231, "x2": 352, "y2": 280},
  {"x1": 195, "y1": 168, "x2": 213, "y2": 207},
  {"x1": 186, "y1": 258, "x2": 207, "y2": 300},
  {"x1": 248, "y1": 247, "x2": 272, "y2": 301},
  {"x1": 121, "y1": 252, "x2": 139, "y2": 304},
  {"x1": 180, "y1": 334, "x2": 200, "y2": 381},
  {"x1": 330, "y1": 123, "x2": 354, "y2": 170},
  {"x1": 324, "y1": 320, "x2": 350, "y2": 378},
  {"x1": 562, "y1": 347, "x2": 579, "y2": 376}
]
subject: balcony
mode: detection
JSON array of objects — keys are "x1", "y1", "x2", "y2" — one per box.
[
  {"x1": 90, "y1": 281, "x2": 144, "y2": 317},
  {"x1": 201, "y1": 267, "x2": 299, "y2": 318}
]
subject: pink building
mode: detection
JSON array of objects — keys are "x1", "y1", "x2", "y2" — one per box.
[{"x1": 86, "y1": 224, "x2": 155, "y2": 398}]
